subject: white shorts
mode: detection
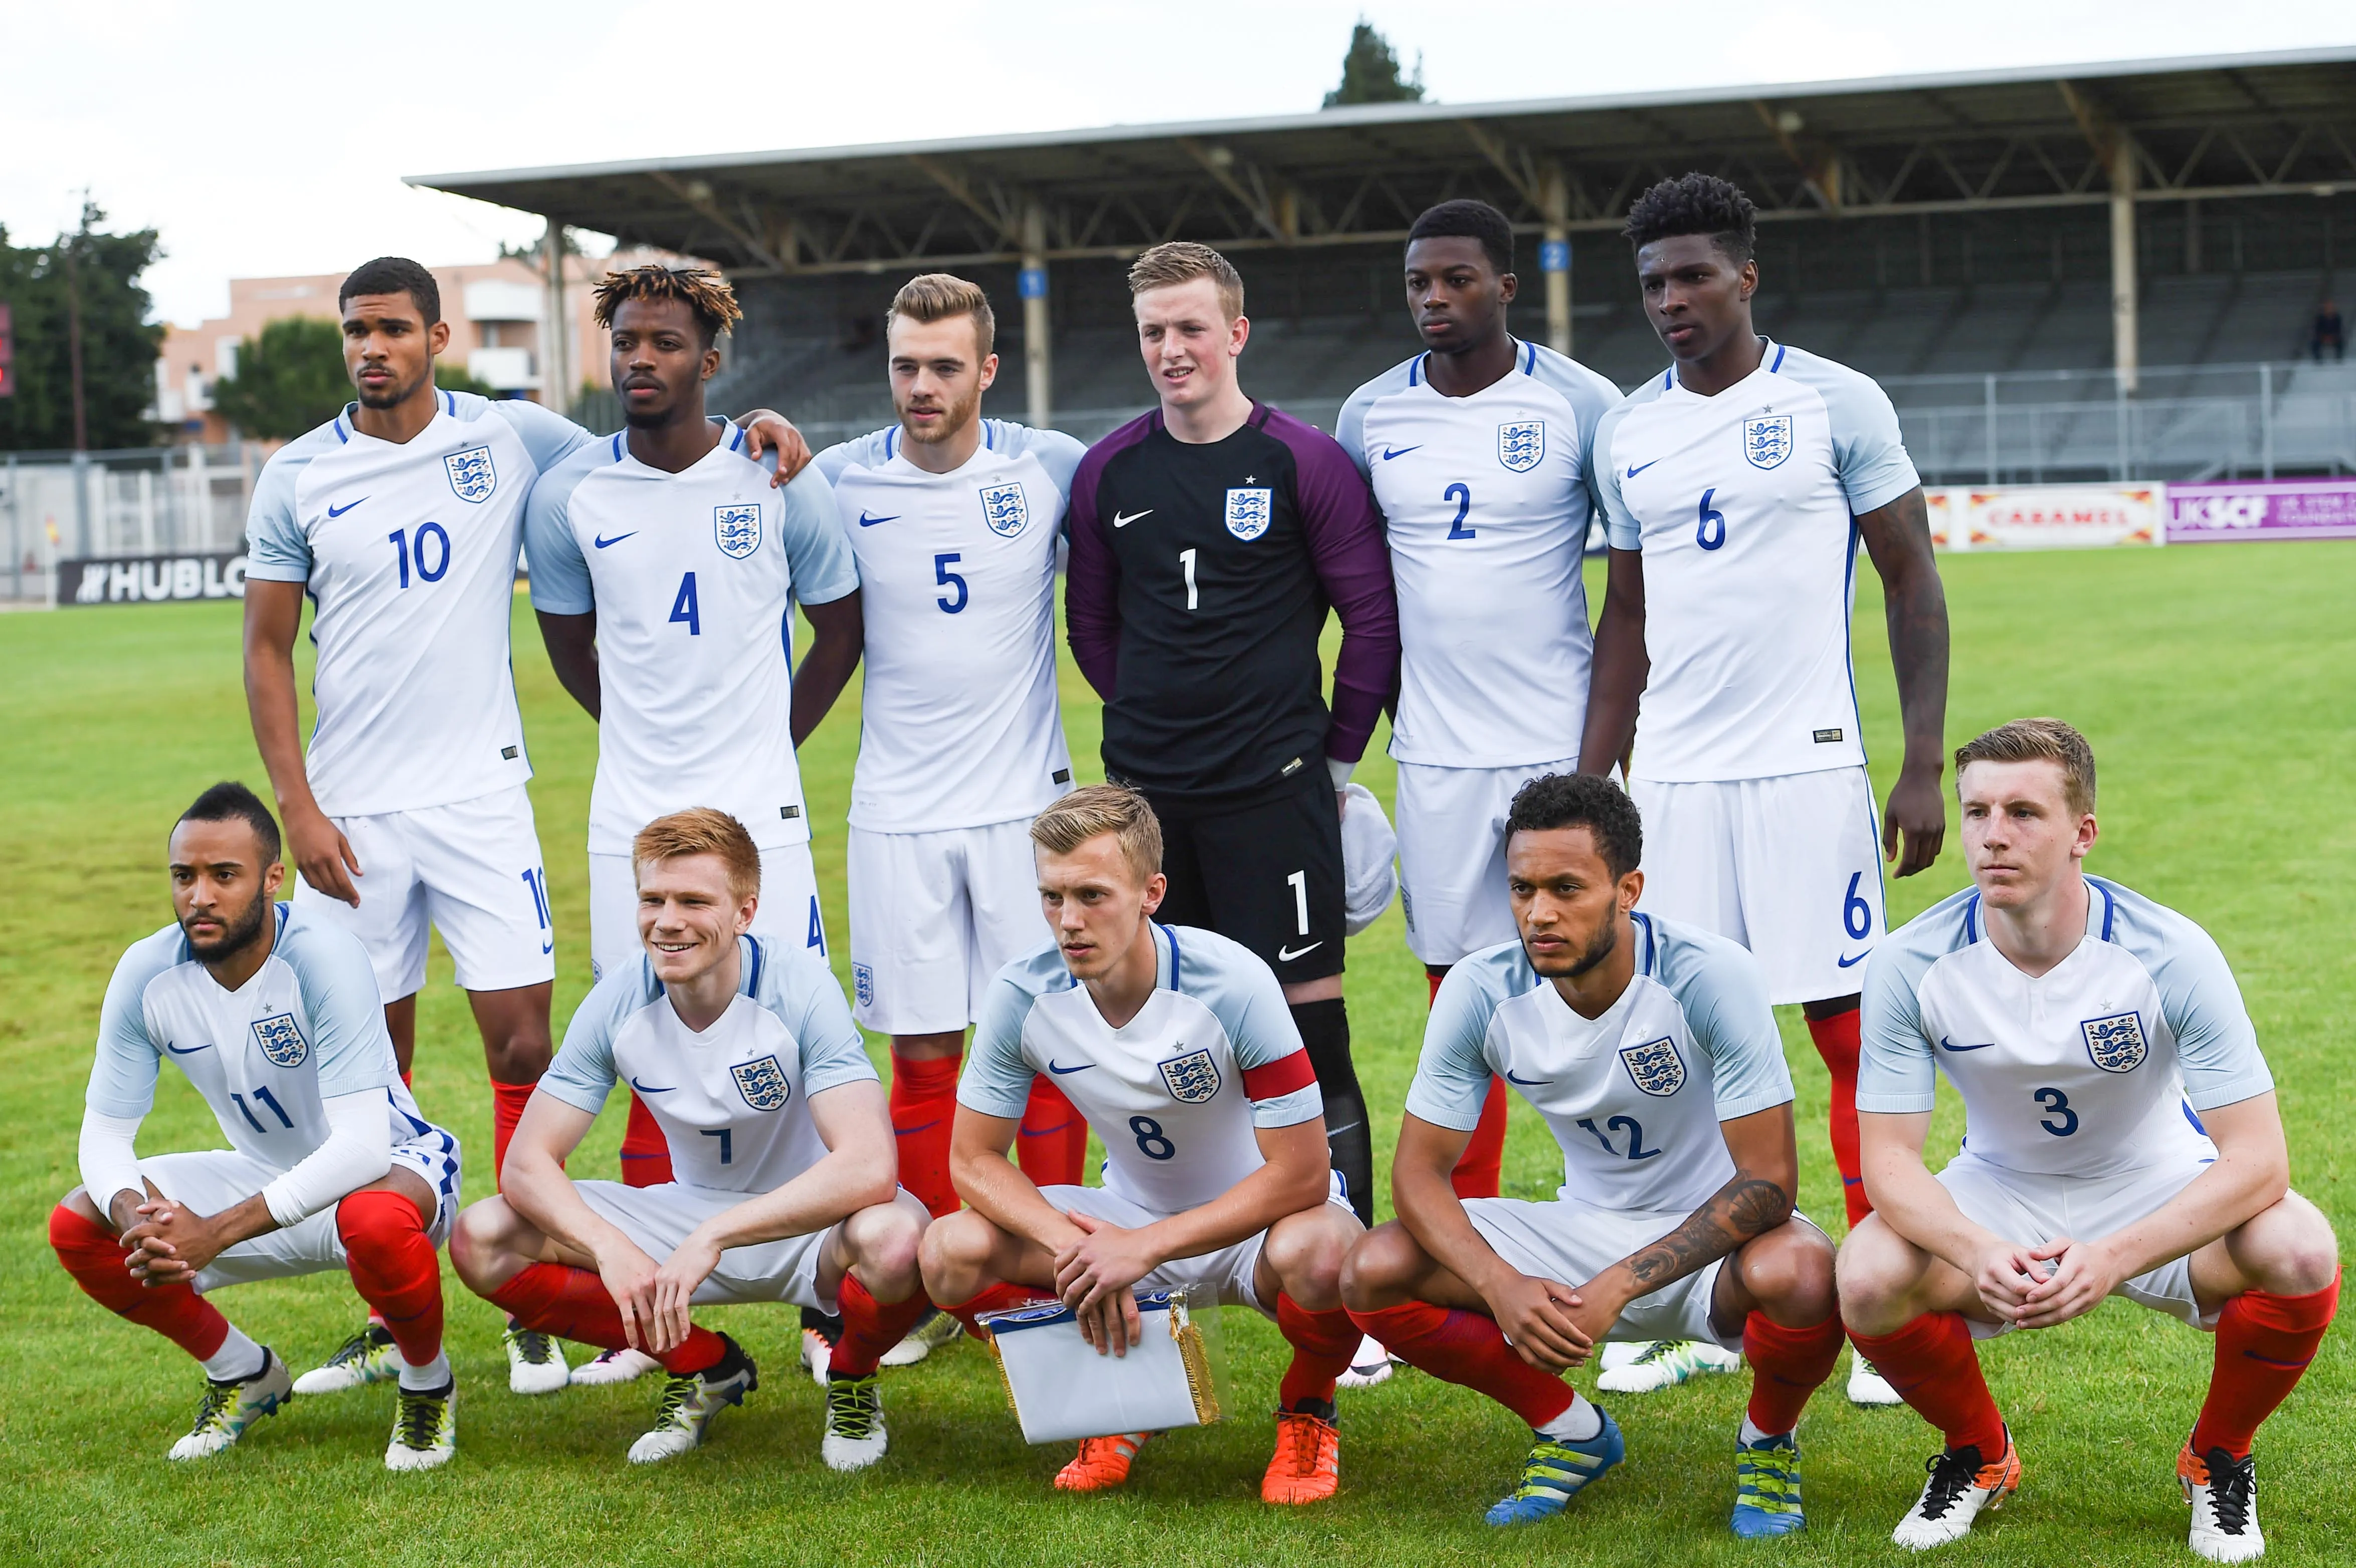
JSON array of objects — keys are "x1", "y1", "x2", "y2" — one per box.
[
  {"x1": 293, "y1": 784, "x2": 555, "y2": 1000},
  {"x1": 1466, "y1": 1195, "x2": 1830, "y2": 1353},
  {"x1": 137, "y1": 1140, "x2": 461, "y2": 1295},
  {"x1": 587, "y1": 841, "x2": 826, "y2": 983},
  {"x1": 1038, "y1": 1174, "x2": 1354, "y2": 1321},
  {"x1": 1935, "y1": 1151, "x2": 2219, "y2": 1337},
  {"x1": 847, "y1": 819, "x2": 1043, "y2": 1034},
  {"x1": 572, "y1": 1181, "x2": 928, "y2": 1314},
  {"x1": 1395, "y1": 756, "x2": 1580, "y2": 966},
  {"x1": 1630, "y1": 767, "x2": 1885, "y2": 1005}
]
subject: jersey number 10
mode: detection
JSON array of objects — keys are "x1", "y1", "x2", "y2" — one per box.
[{"x1": 387, "y1": 524, "x2": 451, "y2": 587}]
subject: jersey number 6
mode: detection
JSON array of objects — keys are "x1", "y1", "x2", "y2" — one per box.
[{"x1": 1695, "y1": 488, "x2": 1727, "y2": 551}]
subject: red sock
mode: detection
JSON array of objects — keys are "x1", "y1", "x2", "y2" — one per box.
[
  {"x1": 1348, "y1": 1299, "x2": 1574, "y2": 1429},
  {"x1": 620, "y1": 1092, "x2": 673, "y2": 1188},
  {"x1": 1850, "y1": 1312, "x2": 2006, "y2": 1456},
  {"x1": 2192, "y1": 1270, "x2": 2340, "y2": 1459},
  {"x1": 1743, "y1": 1310, "x2": 1846, "y2": 1434},
  {"x1": 889, "y1": 1050, "x2": 962, "y2": 1218},
  {"x1": 940, "y1": 1280, "x2": 1051, "y2": 1340},
  {"x1": 400, "y1": 1070, "x2": 413, "y2": 1089},
  {"x1": 1427, "y1": 971, "x2": 1445, "y2": 1005},
  {"x1": 1276, "y1": 1293, "x2": 1361, "y2": 1408},
  {"x1": 1018, "y1": 1075, "x2": 1088, "y2": 1189},
  {"x1": 1806, "y1": 1009, "x2": 1870, "y2": 1225},
  {"x1": 1451, "y1": 1077, "x2": 1509, "y2": 1201},
  {"x1": 490, "y1": 1081, "x2": 536, "y2": 1182},
  {"x1": 336, "y1": 1189, "x2": 444, "y2": 1370},
  {"x1": 830, "y1": 1273, "x2": 933, "y2": 1378},
  {"x1": 50, "y1": 1204, "x2": 230, "y2": 1360},
  {"x1": 488, "y1": 1261, "x2": 724, "y2": 1375}
]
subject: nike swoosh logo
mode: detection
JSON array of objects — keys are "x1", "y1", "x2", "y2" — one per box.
[
  {"x1": 1276, "y1": 941, "x2": 1324, "y2": 962},
  {"x1": 165, "y1": 1042, "x2": 214, "y2": 1055},
  {"x1": 857, "y1": 511, "x2": 899, "y2": 527},
  {"x1": 1938, "y1": 1037, "x2": 1996, "y2": 1053},
  {"x1": 593, "y1": 531, "x2": 637, "y2": 549},
  {"x1": 1625, "y1": 459, "x2": 1661, "y2": 478},
  {"x1": 1111, "y1": 509, "x2": 1152, "y2": 528},
  {"x1": 1837, "y1": 950, "x2": 1872, "y2": 967},
  {"x1": 326, "y1": 497, "x2": 368, "y2": 517},
  {"x1": 629, "y1": 1076, "x2": 677, "y2": 1093},
  {"x1": 1380, "y1": 445, "x2": 1421, "y2": 460},
  {"x1": 1047, "y1": 1060, "x2": 1093, "y2": 1075},
  {"x1": 1503, "y1": 1069, "x2": 1549, "y2": 1086}
]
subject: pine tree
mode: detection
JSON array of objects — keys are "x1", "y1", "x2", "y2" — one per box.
[{"x1": 1323, "y1": 21, "x2": 1425, "y2": 108}]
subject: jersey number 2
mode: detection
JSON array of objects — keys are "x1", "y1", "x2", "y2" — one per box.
[
  {"x1": 670, "y1": 572, "x2": 700, "y2": 636},
  {"x1": 1444, "y1": 482, "x2": 1476, "y2": 539}
]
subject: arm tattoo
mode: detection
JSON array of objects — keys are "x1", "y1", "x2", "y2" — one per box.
[{"x1": 1621, "y1": 1176, "x2": 1792, "y2": 1289}]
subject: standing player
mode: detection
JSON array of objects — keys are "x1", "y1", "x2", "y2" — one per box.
[
  {"x1": 526, "y1": 264, "x2": 861, "y2": 1390},
  {"x1": 1581, "y1": 175, "x2": 1949, "y2": 1404},
  {"x1": 1841, "y1": 720, "x2": 2337, "y2": 1558},
  {"x1": 1066, "y1": 243, "x2": 1400, "y2": 1235},
  {"x1": 450, "y1": 809, "x2": 931, "y2": 1468},
  {"x1": 243, "y1": 257, "x2": 804, "y2": 1395},
  {"x1": 813, "y1": 275, "x2": 1091, "y2": 1333},
  {"x1": 1341, "y1": 774, "x2": 1844, "y2": 1536},
  {"x1": 50, "y1": 785, "x2": 462, "y2": 1470},
  {"x1": 920, "y1": 787, "x2": 1365, "y2": 1504}
]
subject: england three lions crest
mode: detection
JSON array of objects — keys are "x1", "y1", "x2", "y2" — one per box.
[
  {"x1": 2080, "y1": 1010, "x2": 2149, "y2": 1073},
  {"x1": 1157, "y1": 1047, "x2": 1222, "y2": 1105},
  {"x1": 1498, "y1": 420, "x2": 1545, "y2": 473},
  {"x1": 979, "y1": 481, "x2": 1030, "y2": 538},
  {"x1": 250, "y1": 1013, "x2": 309, "y2": 1069},
  {"x1": 1619, "y1": 1035, "x2": 1687, "y2": 1097},
  {"x1": 1742, "y1": 414, "x2": 1794, "y2": 470},
  {"x1": 1224, "y1": 487, "x2": 1272, "y2": 541},
  {"x1": 444, "y1": 445, "x2": 497, "y2": 503},
  {"x1": 714, "y1": 503, "x2": 762, "y2": 560},
  {"x1": 731, "y1": 1054, "x2": 793, "y2": 1112}
]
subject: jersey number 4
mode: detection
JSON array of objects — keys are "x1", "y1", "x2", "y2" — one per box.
[{"x1": 670, "y1": 572, "x2": 700, "y2": 635}]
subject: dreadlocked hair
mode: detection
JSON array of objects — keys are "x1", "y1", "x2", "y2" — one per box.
[
  {"x1": 1622, "y1": 172, "x2": 1758, "y2": 265},
  {"x1": 592, "y1": 264, "x2": 743, "y2": 346}
]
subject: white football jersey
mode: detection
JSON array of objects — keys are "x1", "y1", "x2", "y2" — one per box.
[
  {"x1": 86, "y1": 904, "x2": 454, "y2": 1181},
  {"x1": 1593, "y1": 342, "x2": 1920, "y2": 783},
  {"x1": 1409, "y1": 914, "x2": 1793, "y2": 1214},
  {"x1": 246, "y1": 391, "x2": 592, "y2": 817},
  {"x1": 540, "y1": 935, "x2": 877, "y2": 1194},
  {"x1": 814, "y1": 420, "x2": 1084, "y2": 832},
  {"x1": 963, "y1": 923, "x2": 1324, "y2": 1215},
  {"x1": 523, "y1": 422, "x2": 860, "y2": 854},
  {"x1": 1337, "y1": 339, "x2": 1620, "y2": 767},
  {"x1": 1860, "y1": 876, "x2": 2273, "y2": 1179}
]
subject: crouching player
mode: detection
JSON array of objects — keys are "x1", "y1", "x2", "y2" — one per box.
[
  {"x1": 919, "y1": 786, "x2": 1365, "y2": 1503},
  {"x1": 1840, "y1": 719, "x2": 2339, "y2": 1559},
  {"x1": 449, "y1": 810, "x2": 931, "y2": 1468},
  {"x1": 1341, "y1": 774, "x2": 1844, "y2": 1536},
  {"x1": 51, "y1": 783, "x2": 461, "y2": 1470}
]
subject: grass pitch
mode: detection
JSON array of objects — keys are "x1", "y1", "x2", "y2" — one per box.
[{"x1": 0, "y1": 541, "x2": 2348, "y2": 1566}]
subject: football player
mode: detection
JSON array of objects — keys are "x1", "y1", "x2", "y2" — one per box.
[
  {"x1": 919, "y1": 786, "x2": 1364, "y2": 1504},
  {"x1": 449, "y1": 809, "x2": 931, "y2": 1468},
  {"x1": 1341, "y1": 773, "x2": 1844, "y2": 1537},
  {"x1": 1842, "y1": 719, "x2": 2337, "y2": 1559},
  {"x1": 50, "y1": 784, "x2": 462, "y2": 1469}
]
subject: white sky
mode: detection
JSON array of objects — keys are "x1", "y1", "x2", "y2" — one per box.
[{"x1": 4, "y1": 1, "x2": 2350, "y2": 327}]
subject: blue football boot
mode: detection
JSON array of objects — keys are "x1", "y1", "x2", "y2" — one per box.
[{"x1": 1484, "y1": 1406, "x2": 1626, "y2": 1525}]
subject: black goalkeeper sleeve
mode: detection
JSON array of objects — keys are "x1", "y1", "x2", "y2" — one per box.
[{"x1": 1291, "y1": 998, "x2": 1373, "y2": 1228}]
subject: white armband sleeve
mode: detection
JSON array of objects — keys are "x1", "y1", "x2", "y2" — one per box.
[
  {"x1": 260, "y1": 1092, "x2": 393, "y2": 1229},
  {"x1": 79, "y1": 1111, "x2": 148, "y2": 1221}
]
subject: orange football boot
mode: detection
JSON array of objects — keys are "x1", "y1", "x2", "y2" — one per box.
[
  {"x1": 1054, "y1": 1431, "x2": 1150, "y2": 1492},
  {"x1": 1261, "y1": 1407, "x2": 1341, "y2": 1505}
]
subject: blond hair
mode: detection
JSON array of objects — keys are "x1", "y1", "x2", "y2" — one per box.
[
  {"x1": 1955, "y1": 718, "x2": 2098, "y2": 818},
  {"x1": 887, "y1": 273, "x2": 995, "y2": 359},
  {"x1": 1030, "y1": 785, "x2": 1163, "y2": 885},
  {"x1": 1127, "y1": 242, "x2": 1245, "y2": 322},
  {"x1": 592, "y1": 264, "x2": 742, "y2": 344},
  {"x1": 633, "y1": 808, "x2": 762, "y2": 903}
]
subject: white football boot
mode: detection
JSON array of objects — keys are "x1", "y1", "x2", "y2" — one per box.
[
  {"x1": 1890, "y1": 1430, "x2": 2021, "y2": 1550},
  {"x1": 1337, "y1": 1333, "x2": 1395, "y2": 1389},
  {"x1": 799, "y1": 1326, "x2": 837, "y2": 1389},
  {"x1": 569, "y1": 1346, "x2": 662, "y2": 1387},
  {"x1": 2181, "y1": 1442, "x2": 2265, "y2": 1562},
  {"x1": 168, "y1": 1348, "x2": 293, "y2": 1460},
  {"x1": 384, "y1": 1381, "x2": 457, "y2": 1472},
  {"x1": 1596, "y1": 1338, "x2": 1742, "y2": 1394},
  {"x1": 294, "y1": 1323, "x2": 399, "y2": 1395},
  {"x1": 502, "y1": 1322, "x2": 570, "y2": 1395},
  {"x1": 1847, "y1": 1351, "x2": 1904, "y2": 1406},
  {"x1": 879, "y1": 1309, "x2": 964, "y2": 1368},
  {"x1": 628, "y1": 1336, "x2": 757, "y2": 1464},
  {"x1": 822, "y1": 1373, "x2": 890, "y2": 1471}
]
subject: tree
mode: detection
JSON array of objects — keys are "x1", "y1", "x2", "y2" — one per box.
[
  {"x1": 209, "y1": 315, "x2": 505, "y2": 440},
  {"x1": 1323, "y1": 21, "x2": 1424, "y2": 108},
  {"x1": 0, "y1": 203, "x2": 167, "y2": 451}
]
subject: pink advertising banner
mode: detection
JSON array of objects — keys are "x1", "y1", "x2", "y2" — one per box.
[{"x1": 2166, "y1": 478, "x2": 2356, "y2": 543}]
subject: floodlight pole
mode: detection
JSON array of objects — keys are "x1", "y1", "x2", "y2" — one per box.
[
  {"x1": 2108, "y1": 139, "x2": 2139, "y2": 398},
  {"x1": 542, "y1": 221, "x2": 570, "y2": 415},
  {"x1": 1020, "y1": 201, "x2": 1051, "y2": 429}
]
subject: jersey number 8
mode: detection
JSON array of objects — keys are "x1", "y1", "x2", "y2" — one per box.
[{"x1": 1129, "y1": 1115, "x2": 1176, "y2": 1160}]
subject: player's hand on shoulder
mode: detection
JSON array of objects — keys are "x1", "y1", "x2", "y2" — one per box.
[
  {"x1": 739, "y1": 411, "x2": 812, "y2": 485},
  {"x1": 1487, "y1": 1272, "x2": 1592, "y2": 1373},
  {"x1": 2012, "y1": 1236, "x2": 2118, "y2": 1330},
  {"x1": 595, "y1": 1243, "x2": 666, "y2": 1352},
  {"x1": 285, "y1": 802, "x2": 362, "y2": 906},
  {"x1": 648, "y1": 1231, "x2": 724, "y2": 1355}
]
